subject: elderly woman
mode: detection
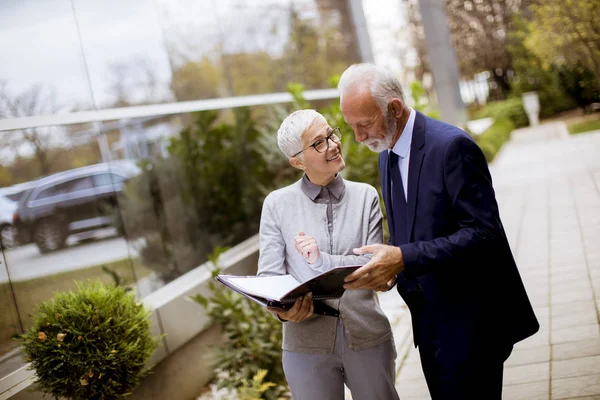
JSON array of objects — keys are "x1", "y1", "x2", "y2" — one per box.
[{"x1": 257, "y1": 110, "x2": 399, "y2": 400}]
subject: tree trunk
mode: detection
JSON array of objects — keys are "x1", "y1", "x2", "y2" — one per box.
[
  {"x1": 35, "y1": 146, "x2": 50, "y2": 176},
  {"x1": 492, "y1": 71, "x2": 511, "y2": 99}
]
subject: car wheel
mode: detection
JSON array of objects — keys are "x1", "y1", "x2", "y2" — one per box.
[
  {"x1": 34, "y1": 219, "x2": 67, "y2": 253},
  {"x1": 0, "y1": 224, "x2": 16, "y2": 249}
]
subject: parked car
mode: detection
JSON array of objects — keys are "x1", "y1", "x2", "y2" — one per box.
[
  {"x1": 0, "y1": 181, "x2": 39, "y2": 249},
  {"x1": 13, "y1": 161, "x2": 140, "y2": 253},
  {"x1": 0, "y1": 195, "x2": 17, "y2": 249}
]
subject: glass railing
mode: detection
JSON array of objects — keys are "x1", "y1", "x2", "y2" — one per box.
[
  {"x1": 0, "y1": 90, "x2": 341, "y2": 383},
  {"x1": 0, "y1": 0, "x2": 367, "y2": 384}
]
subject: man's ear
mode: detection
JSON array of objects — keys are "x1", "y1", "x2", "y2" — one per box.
[
  {"x1": 289, "y1": 156, "x2": 305, "y2": 170},
  {"x1": 388, "y1": 99, "x2": 404, "y2": 118}
]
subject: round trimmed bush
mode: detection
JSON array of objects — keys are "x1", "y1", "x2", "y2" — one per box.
[{"x1": 21, "y1": 282, "x2": 160, "y2": 400}]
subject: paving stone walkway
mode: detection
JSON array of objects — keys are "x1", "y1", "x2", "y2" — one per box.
[{"x1": 376, "y1": 123, "x2": 600, "y2": 399}]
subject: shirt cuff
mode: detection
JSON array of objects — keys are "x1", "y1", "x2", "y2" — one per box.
[{"x1": 385, "y1": 275, "x2": 398, "y2": 291}]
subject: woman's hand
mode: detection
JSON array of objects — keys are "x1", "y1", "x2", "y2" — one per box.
[
  {"x1": 268, "y1": 293, "x2": 314, "y2": 322},
  {"x1": 294, "y1": 232, "x2": 321, "y2": 264}
]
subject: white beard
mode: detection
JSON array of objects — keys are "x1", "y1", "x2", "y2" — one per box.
[
  {"x1": 363, "y1": 117, "x2": 396, "y2": 153},
  {"x1": 363, "y1": 138, "x2": 391, "y2": 152}
]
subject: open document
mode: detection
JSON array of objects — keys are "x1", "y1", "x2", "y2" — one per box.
[{"x1": 215, "y1": 265, "x2": 361, "y2": 313}]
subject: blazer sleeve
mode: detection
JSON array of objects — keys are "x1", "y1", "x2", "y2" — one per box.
[
  {"x1": 309, "y1": 188, "x2": 384, "y2": 272},
  {"x1": 257, "y1": 194, "x2": 287, "y2": 277},
  {"x1": 400, "y1": 134, "x2": 504, "y2": 278}
]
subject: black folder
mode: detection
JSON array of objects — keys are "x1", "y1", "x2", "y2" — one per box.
[{"x1": 215, "y1": 265, "x2": 361, "y2": 317}]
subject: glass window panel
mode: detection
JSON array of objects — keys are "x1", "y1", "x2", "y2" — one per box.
[
  {"x1": 0, "y1": 260, "x2": 22, "y2": 360},
  {"x1": 154, "y1": 0, "x2": 225, "y2": 101},
  {"x1": 72, "y1": 0, "x2": 175, "y2": 108},
  {"x1": 0, "y1": 123, "x2": 137, "y2": 369},
  {"x1": 112, "y1": 104, "x2": 317, "y2": 294},
  {"x1": 0, "y1": 94, "x2": 344, "y2": 379},
  {"x1": 0, "y1": 0, "x2": 95, "y2": 115}
]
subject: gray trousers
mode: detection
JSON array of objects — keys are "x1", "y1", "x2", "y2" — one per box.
[{"x1": 282, "y1": 319, "x2": 400, "y2": 400}]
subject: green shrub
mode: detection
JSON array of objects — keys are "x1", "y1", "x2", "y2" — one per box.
[
  {"x1": 474, "y1": 119, "x2": 516, "y2": 163},
  {"x1": 191, "y1": 249, "x2": 288, "y2": 400},
  {"x1": 21, "y1": 282, "x2": 160, "y2": 400},
  {"x1": 118, "y1": 107, "x2": 285, "y2": 282},
  {"x1": 512, "y1": 79, "x2": 578, "y2": 119},
  {"x1": 197, "y1": 369, "x2": 278, "y2": 400},
  {"x1": 409, "y1": 81, "x2": 440, "y2": 119},
  {"x1": 569, "y1": 118, "x2": 600, "y2": 135},
  {"x1": 474, "y1": 98, "x2": 529, "y2": 128}
]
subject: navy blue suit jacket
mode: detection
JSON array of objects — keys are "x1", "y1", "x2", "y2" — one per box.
[{"x1": 380, "y1": 111, "x2": 539, "y2": 349}]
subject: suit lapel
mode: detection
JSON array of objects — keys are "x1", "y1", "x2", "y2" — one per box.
[
  {"x1": 406, "y1": 112, "x2": 426, "y2": 242},
  {"x1": 379, "y1": 151, "x2": 395, "y2": 241}
]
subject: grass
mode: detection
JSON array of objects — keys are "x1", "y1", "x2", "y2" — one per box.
[
  {"x1": 0, "y1": 258, "x2": 152, "y2": 356},
  {"x1": 569, "y1": 117, "x2": 600, "y2": 134},
  {"x1": 473, "y1": 118, "x2": 516, "y2": 163}
]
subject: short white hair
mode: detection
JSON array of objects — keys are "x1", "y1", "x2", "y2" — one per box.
[
  {"x1": 338, "y1": 63, "x2": 405, "y2": 115},
  {"x1": 277, "y1": 109, "x2": 321, "y2": 159}
]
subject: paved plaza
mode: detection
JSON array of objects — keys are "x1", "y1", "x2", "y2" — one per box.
[{"x1": 377, "y1": 123, "x2": 600, "y2": 399}]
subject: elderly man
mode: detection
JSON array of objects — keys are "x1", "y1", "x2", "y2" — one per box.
[
  {"x1": 340, "y1": 64, "x2": 539, "y2": 399},
  {"x1": 257, "y1": 109, "x2": 400, "y2": 400}
]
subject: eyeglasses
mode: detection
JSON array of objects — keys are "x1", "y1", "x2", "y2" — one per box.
[{"x1": 292, "y1": 127, "x2": 342, "y2": 157}]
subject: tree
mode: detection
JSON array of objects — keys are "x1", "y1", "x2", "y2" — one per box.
[
  {"x1": 445, "y1": 0, "x2": 534, "y2": 94},
  {"x1": 406, "y1": 0, "x2": 431, "y2": 82},
  {"x1": 282, "y1": 9, "x2": 339, "y2": 90},
  {"x1": 0, "y1": 83, "x2": 66, "y2": 176},
  {"x1": 221, "y1": 52, "x2": 286, "y2": 95},
  {"x1": 525, "y1": 0, "x2": 600, "y2": 82},
  {"x1": 557, "y1": 63, "x2": 600, "y2": 112},
  {"x1": 507, "y1": 14, "x2": 578, "y2": 117},
  {"x1": 0, "y1": 165, "x2": 13, "y2": 187},
  {"x1": 170, "y1": 57, "x2": 223, "y2": 101},
  {"x1": 106, "y1": 57, "x2": 173, "y2": 107}
]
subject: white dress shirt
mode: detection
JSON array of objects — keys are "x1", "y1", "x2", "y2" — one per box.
[{"x1": 389, "y1": 107, "x2": 416, "y2": 201}]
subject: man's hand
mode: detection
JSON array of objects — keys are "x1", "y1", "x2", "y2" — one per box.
[
  {"x1": 344, "y1": 244, "x2": 404, "y2": 290},
  {"x1": 294, "y1": 232, "x2": 321, "y2": 264},
  {"x1": 268, "y1": 293, "x2": 314, "y2": 322}
]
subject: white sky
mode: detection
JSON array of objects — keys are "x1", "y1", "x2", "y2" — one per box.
[{"x1": 362, "y1": 0, "x2": 409, "y2": 74}]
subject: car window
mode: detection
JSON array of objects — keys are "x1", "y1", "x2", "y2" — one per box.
[
  {"x1": 5, "y1": 191, "x2": 25, "y2": 202},
  {"x1": 68, "y1": 176, "x2": 93, "y2": 193},
  {"x1": 34, "y1": 177, "x2": 93, "y2": 200},
  {"x1": 93, "y1": 173, "x2": 126, "y2": 187},
  {"x1": 36, "y1": 185, "x2": 62, "y2": 200}
]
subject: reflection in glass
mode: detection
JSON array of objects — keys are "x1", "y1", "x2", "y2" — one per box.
[
  {"x1": 156, "y1": 0, "x2": 362, "y2": 100},
  {"x1": 0, "y1": 124, "x2": 140, "y2": 359},
  {"x1": 0, "y1": 261, "x2": 22, "y2": 357},
  {"x1": 72, "y1": 0, "x2": 174, "y2": 108},
  {"x1": 0, "y1": 0, "x2": 362, "y2": 372},
  {"x1": 115, "y1": 106, "x2": 303, "y2": 284},
  {"x1": 0, "y1": 0, "x2": 94, "y2": 114}
]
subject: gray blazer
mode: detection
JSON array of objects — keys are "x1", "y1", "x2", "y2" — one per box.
[{"x1": 258, "y1": 177, "x2": 393, "y2": 354}]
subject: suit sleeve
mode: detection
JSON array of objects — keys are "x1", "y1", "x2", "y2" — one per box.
[
  {"x1": 309, "y1": 188, "x2": 384, "y2": 272},
  {"x1": 400, "y1": 135, "x2": 504, "y2": 278}
]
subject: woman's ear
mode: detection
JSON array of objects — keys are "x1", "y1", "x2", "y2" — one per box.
[{"x1": 290, "y1": 156, "x2": 305, "y2": 170}]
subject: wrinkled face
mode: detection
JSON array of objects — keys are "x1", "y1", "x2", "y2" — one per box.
[
  {"x1": 341, "y1": 88, "x2": 395, "y2": 152},
  {"x1": 299, "y1": 116, "x2": 346, "y2": 177}
]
